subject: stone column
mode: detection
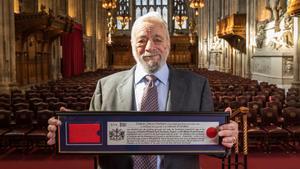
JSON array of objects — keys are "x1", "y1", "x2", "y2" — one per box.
[
  {"x1": 96, "y1": 2, "x2": 108, "y2": 69},
  {"x1": 197, "y1": 8, "x2": 204, "y2": 68},
  {"x1": 292, "y1": 17, "x2": 300, "y2": 88},
  {"x1": 233, "y1": 48, "x2": 237, "y2": 75},
  {"x1": 83, "y1": 0, "x2": 97, "y2": 71},
  {"x1": 244, "y1": 0, "x2": 256, "y2": 78},
  {"x1": 68, "y1": 0, "x2": 82, "y2": 22},
  {"x1": 220, "y1": 45, "x2": 225, "y2": 72},
  {"x1": 46, "y1": 0, "x2": 62, "y2": 81},
  {"x1": 77, "y1": 0, "x2": 83, "y2": 23},
  {"x1": 234, "y1": 50, "x2": 238, "y2": 75},
  {"x1": 239, "y1": 51, "x2": 243, "y2": 76},
  {"x1": 83, "y1": 36, "x2": 91, "y2": 71},
  {"x1": 50, "y1": 39, "x2": 62, "y2": 81},
  {"x1": 0, "y1": 0, "x2": 16, "y2": 93},
  {"x1": 67, "y1": 0, "x2": 75, "y2": 17},
  {"x1": 228, "y1": 46, "x2": 233, "y2": 73}
]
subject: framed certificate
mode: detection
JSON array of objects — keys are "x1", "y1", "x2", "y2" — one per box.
[{"x1": 56, "y1": 111, "x2": 229, "y2": 155}]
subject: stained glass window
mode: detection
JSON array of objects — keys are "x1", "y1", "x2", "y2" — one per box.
[
  {"x1": 116, "y1": 0, "x2": 131, "y2": 30},
  {"x1": 156, "y1": 0, "x2": 161, "y2": 5},
  {"x1": 135, "y1": 0, "x2": 168, "y2": 23},
  {"x1": 173, "y1": 0, "x2": 188, "y2": 29},
  {"x1": 149, "y1": 0, "x2": 154, "y2": 5},
  {"x1": 115, "y1": 0, "x2": 189, "y2": 32}
]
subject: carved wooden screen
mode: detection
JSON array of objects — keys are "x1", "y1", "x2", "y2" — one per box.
[
  {"x1": 109, "y1": 35, "x2": 197, "y2": 68},
  {"x1": 14, "y1": 12, "x2": 71, "y2": 86},
  {"x1": 15, "y1": 33, "x2": 50, "y2": 85}
]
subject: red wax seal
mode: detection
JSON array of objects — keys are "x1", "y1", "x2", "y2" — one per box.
[{"x1": 206, "y1": 127, "x2": 218, "y2": 138}]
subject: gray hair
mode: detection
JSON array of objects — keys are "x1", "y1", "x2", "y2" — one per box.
[{"x1": 131, "y1": 11, "x2": 170, "y2": 43}]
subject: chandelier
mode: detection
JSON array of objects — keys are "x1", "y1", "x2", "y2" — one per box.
[
  {"x1": 102, "y1": 0, "x2": 117, "y2": 45},
  {"x1": 189, "y1": 0, "x2": 205, "y2": 16},
  {"x1": 107, "y1": 12, "x2": 117, "y2": 44},
  {"x1": 102, "y1": 0, "x2": 117, "y2": 10},
  {"x1": 188, "y1": 18, "x2": 197, "y2": 44}
]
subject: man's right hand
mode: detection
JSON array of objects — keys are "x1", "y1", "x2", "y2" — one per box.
[{"x1": 47, "y1": 107, "x2": 70, "y2": 145}]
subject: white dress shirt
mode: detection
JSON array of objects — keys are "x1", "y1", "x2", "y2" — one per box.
[{"x1": 134, "y1": 63, "x2": 169, "y2": 169}]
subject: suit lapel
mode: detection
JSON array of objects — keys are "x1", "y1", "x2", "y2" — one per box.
[
  {"x1": 166, "y1": 67, "x2": 187, "y2": 111},
  {"x1": 116, "y1": 67, "x2": 135, "y2": 111},
  {"x1": 115, "y1": 66, "x2": 187, "y2": 111}
]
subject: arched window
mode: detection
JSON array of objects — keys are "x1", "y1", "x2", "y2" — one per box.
[
  {"x1": 116, "y1": 0, "x2": 130, "y2": 30},
  {"x1": 115, "y1": 0, "x2": 189, "y2": 33},
  {"x1": 173, "y1": 0, "x2": 188, "y2": 30},
  {"x1": 135, "y1": 0, "x2": 168, "y2": 24}
]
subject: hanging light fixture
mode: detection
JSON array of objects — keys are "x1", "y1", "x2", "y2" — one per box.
[
  {"x1": 102, "y1": 0, "x2": 117, "y2": 44},
  {"x1": 102, "y1": 0, "x2": 117, "y2": 10},
  {"x1": 189, "y1": 0, "x2": 205, "y2": 16},
  {"x1": 188, "y1": 18, "x2": 197, "y2": 44},
  {"x1": 173, "y1": 0, "x2": 188, "y2": 29},
  {"x1": 116, "y1": 0, "x2": 131, "y2": 30},
  {"x1": 102, "y1": 0, "x2": 117, "y2": 17}
]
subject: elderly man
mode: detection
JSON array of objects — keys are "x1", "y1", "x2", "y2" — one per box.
[{"x1": 48, "y1": 12, "x2": 238, "y2": 169}]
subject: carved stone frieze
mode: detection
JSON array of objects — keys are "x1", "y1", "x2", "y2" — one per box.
[
  {"x1": 253, "y1": 57, "x2": 271, "y2": 74},
  {"x1": 265, "y1": 0, "x2": 287, "y2": 32},
  {"x1": 267, "y1": 14, "x2": 294, "y2": 50},
  {"x1": 255, "y1": 21, "x2": 267, "y2": 48}
]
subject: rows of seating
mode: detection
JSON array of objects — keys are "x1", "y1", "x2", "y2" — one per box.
[
  {"x1": 192, "y1": 69, "x2": 300, "y2": 152},
  {"x1": 0, "y1": 70, "x2": 112, "y2": 151},
  {"x1": 0, "y1": 69, "x2": 127, "y2": 151},
  {"x1": 0, "y1": 68, "x2": 300, "y2": 153}
]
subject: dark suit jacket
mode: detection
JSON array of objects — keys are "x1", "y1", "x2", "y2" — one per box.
[{"x1": 89, "y1": 65, "x2": 214, "y2": 169}]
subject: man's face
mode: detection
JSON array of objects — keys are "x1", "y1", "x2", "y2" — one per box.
[{"x1": 132, "y1": 21, "x2": 170, "y2": 73}]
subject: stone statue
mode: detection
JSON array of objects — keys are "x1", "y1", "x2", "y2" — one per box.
[
  {"x1": 268, "y1": 14, "x2": 294, "y2": 50},
  {"x1": 256, "y1": 22, "x2": 266, "y2": 48},
  {"x1": 282, "y1": 14, "x2": 293, "y2": 47},
  {"x1": 265, "y1": 0, "x2": 287, "y2": 32}
]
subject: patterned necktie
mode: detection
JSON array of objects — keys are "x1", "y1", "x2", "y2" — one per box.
[
  {"x1": 133, "y1": 75, "x2": 158, "y2": 169},
  {"x1": 140, "y1": 75, "x2": 159, "y2": 111}
]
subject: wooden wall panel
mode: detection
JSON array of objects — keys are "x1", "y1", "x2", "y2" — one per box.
[
  {"x1": 109, "y1": 35, "x2": 198, "y2": 68},
  {"x1": 28, "y1": 57, "x2": 36, "y2": 84},
  {"x1": 42, "y1": 53, "x2": 49, "y2": 82},
  {"x1": 15, "y1": 34, "x2": 50, "y2": 86}
]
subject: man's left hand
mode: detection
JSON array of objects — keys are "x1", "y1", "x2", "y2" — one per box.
[{"x1": 218, "y1": 120, "x2": 238, "y2": 148}]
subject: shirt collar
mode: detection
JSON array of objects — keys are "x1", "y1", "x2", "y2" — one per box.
[{"x1": 135, "y1": 63, "x2": 169, "y2": 85}]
